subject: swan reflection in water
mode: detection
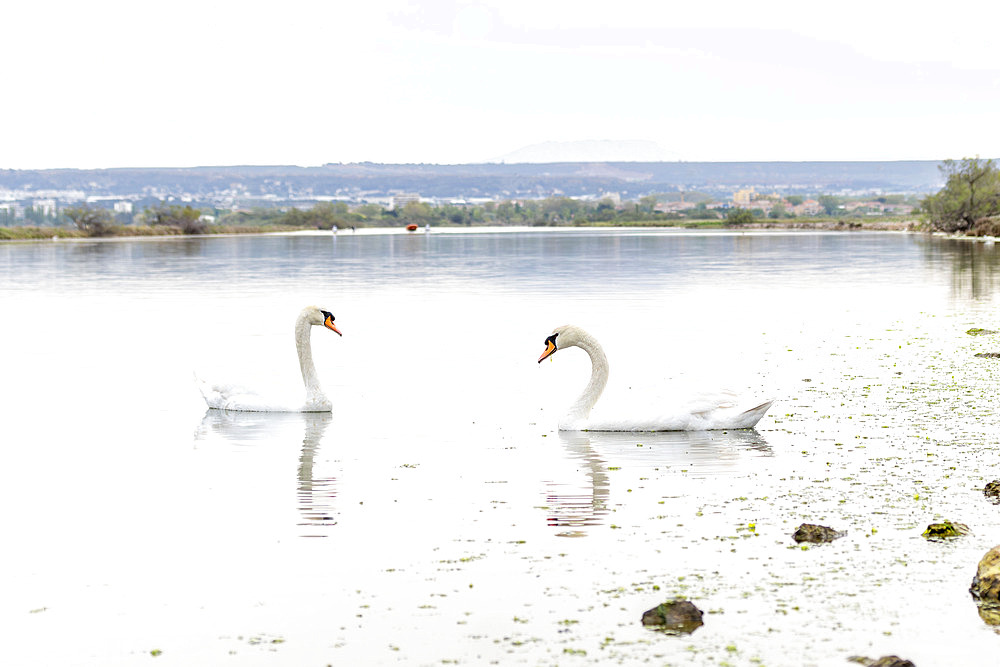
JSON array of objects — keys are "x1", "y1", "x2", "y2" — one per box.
[
  {"x1": 194, "y1": 410, "x2": 338, "y2": 537},
  {"x1": 544, "y1": 429, "x2": 771, "y2": 538}
]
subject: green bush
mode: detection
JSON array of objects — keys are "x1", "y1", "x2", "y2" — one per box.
[
  {"x1": 726, "y1": 208, "x2": 755, "y2": 225},
  {"x1": 922, "y1": 158, "x2": 1000, "y2": 233}
]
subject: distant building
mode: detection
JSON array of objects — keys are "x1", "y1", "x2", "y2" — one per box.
[
  {"x1": 656, "y1": 201, "x2": 698, "y2": 213},
  {"x1": 793, "y1": 199, "x2": 823, "y2": 216},
  {"x1": 599, "y1": 192, "x2": 622, "y2": 207},
  {"x1": 0, "y1": 203, "x2": 17, "y2": 220},
  {"x1": 392, "y1": 193, "x2": 421, "y2": 210},
  {"x1": 32, "y1": 199, "x2": 57, "y2": 215},
  {"x1": 114, "y1": 201, "x2": 133, "y2": 214},
  {"x1": 733, "y1": 187, "x2": 756, "y2": 207},
  {"x1": 753, "y1": 200, "x2": 776, "y2": 215}
]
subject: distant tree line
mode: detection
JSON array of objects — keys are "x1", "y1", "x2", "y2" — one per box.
[
  {"x1": 30, "y1": 187, "x2": 927, "y2": 239},
  {"x1": 218, "y1": 196, "x2": 690, "y2": 229},
  {"x1": 54, "y1": 197, "x2": 716, "y2": 236},
  {"x1": 63, "y1": 204, "x2": 209, "y2": 236}
]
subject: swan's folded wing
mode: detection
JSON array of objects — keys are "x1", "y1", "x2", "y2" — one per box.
[
  {"x1": 577, "y1": 390, "x2": 774, "y2": 432},
  {"x1": 682, "y1": 388, "x2": 741, "y2": 416},
  {"x1": 197, "y1": 377, "x2": 309, "y2": 412}
]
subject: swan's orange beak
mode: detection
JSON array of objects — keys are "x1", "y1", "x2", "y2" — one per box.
[
  {"x1": 538, "y1": 339, "x2": 557, "y2": 363},
  {"x1": 324, "y1": 316, "x2": 342, "y2": 336}
]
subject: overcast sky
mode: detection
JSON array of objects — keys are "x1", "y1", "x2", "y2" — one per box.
[{"x1": 4, "y1": 0, "x2": 998, "y2": 169}]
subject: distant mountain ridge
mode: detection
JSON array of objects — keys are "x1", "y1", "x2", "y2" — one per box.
[
  {"x1": 491, "y1": 140, "x2": 678, "y2": 163},
  {"x1": 0, "y1": 160, "x2": 948, "y2": 202}
]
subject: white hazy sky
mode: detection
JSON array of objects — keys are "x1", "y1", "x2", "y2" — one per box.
[{"x1": 4, "y1": 0, "x2": 999, "y2": 169}]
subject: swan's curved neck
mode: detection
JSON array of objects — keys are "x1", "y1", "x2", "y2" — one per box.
[
  {"x1": 567, "y1": 331, "x2": 609, "y2": 422},
  {"x1": 295, "y1": 316, "x2": 324, "y2": 399}
]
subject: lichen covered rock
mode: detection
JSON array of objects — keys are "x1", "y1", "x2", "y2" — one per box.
[
  {"x1": 922, "y1": 521, "x2": 970, "y2": 540},
  {"x1": 640, "y1": 599, "x2": 704, "y2": 634},
  {"x1": 970, "y1": 545, "x2": 1000, "y2": 606},
  {"x1": 976, "y1": 604, "x2": 1000, "y2": 626},
  {"x1": 966, "y1": 327, "x2": 998, "y2": 336},
  {"x1": 848, "y1": 656, "x2": 916, "y2": 667},
  {"x1": 974, "y1": 352, "x2": 1000, "y2": 358},
  {"x1": 985, "y1": 480, "x2": 1000, "y2": 504},
  {"x1": 792, "y1": 523, "x2": 845, "y2": 543}
]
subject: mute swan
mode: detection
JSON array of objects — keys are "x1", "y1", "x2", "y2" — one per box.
[
  {"x1": 199, "y1": 306, "x2": 342, "y2": 412},
  {"x1": 537, "y1": 325, "x2": 773, "y2": 431}
]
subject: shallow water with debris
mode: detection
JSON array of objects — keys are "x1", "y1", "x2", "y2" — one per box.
[{"x1": 3, "y1": 228, "x2": 1000, "y2": 666}]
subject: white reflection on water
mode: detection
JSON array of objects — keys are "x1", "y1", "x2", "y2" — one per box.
[
  {"x1": 545, "y1": 430, "x2": 771, "y2": 536},
  {"x1": 195, "y1": 410, "x2": 338, "y2": 536},
  {"x1": 4, "y1": 229, "x2": 1000, "y2": 666}
]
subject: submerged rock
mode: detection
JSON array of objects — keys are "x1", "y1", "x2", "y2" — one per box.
[
  {"x1": 922, "y1": 521, "x2": 970, "y2": 540},
  {"x1": 640, "y1": 599, "x2": 704, "y2": 634},
  {"x1": 974, "y1": 352, "x2": 1000, "y2": 358},
  {"x1": 792, "y1": 523, "x2": 845, "y2": 543},
  {"x1": 985, "y1": 480, "x2": 1000, "y2": 504},
  {"x1": 970, "y1": 545, "x2": 1000, "y2": 606},
  {"x1": 848, "y1": 656, "x2": 916, "y2": 667},
  {"x1": 967, "y1": 327, "x2": 998, "y2": 335},
  {"x1": 976, "y1": 603, "x2": 1000, "y2": 626}
]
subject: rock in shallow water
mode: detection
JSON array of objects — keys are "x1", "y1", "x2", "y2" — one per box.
[
  {"x1": 985, "y1": 480, "x2": 1000, "y2": 504},
  {"x1": 970, "y1": 545, "x2": 1000, "y2": 605},
  {"x1": 921, "y1": 520, "x2": 970, "y2": 540},
  {"x1": 848, "y1": 656, "x2": 916, "y2": 667},
  {"x1": 640, "y1": 600, "x2": 704, "y2": 634},
  {"x1": 792, "y1": 523, "x2": 845, "y2": 543}
]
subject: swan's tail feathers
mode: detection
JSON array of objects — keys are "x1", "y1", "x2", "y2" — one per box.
[{"x1": 738, "y1": 399, "x2": 774, "y2": 428}]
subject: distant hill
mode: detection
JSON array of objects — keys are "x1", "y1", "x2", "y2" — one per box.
[
  {"x1": 0, "y1": 160, "x2": 948, "y2": 205},
  {"x1": 491, "y1": 140, "x2": 679, "y2": 163}
]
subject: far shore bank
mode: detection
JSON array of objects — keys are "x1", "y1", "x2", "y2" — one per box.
[
  {"x1": 740, "y1": 218, "x2": 918, "y2": 232},
  {"x1": 0, "y1": 217, "x2": 931, "y2": 242}
]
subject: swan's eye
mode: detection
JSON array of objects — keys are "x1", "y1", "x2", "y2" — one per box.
[{"x1": 544, "y1": 333, "x2": 558, "y2": 348}]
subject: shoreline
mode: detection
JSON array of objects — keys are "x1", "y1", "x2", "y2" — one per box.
[{"x1": 0, "y1": 218, "x2": 926, "y2": 243}]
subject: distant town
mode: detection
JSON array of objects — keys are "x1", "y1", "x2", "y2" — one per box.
[{"x1": 0, "y1": 160, "x2": 940, "y2": 228}]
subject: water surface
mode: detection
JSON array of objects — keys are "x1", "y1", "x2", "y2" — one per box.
[{"x1": 3, "y1": 228, "x2": 1000, "y2": 666}]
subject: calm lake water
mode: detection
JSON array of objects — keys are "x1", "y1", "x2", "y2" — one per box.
[{"x1": 3, "y1": 227, "x2": 1000, "y2": 666}]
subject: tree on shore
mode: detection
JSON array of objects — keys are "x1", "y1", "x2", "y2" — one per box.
[
  {"x1": 398, "y1": 201, "x2": 435, "y2": 224},
  {"x1": 685, "y1": 202, "x2": 720, "y2": 220},
  {"x1": 817, "y1": 195, "x2": 842, "y2": 216},
  {"x1": 638, "y1": 195, "x2": 658, "y2": 214},
  {"x1": 64, "y1": 206, "x2": 115, "y2": 236},
  {"x1": 726, "y1": 208, "x2": 755, "y2": 225},
  {"x1": 145, "y1": 204, "x2": 207, "y2": 234},
  {"x1": 922, "y1": 158, "x2": 1000, "y2": 233},
  {"x1": 282, "y1": 202, "x2": 360, "y2": 229},
  {"x1": 768, "y1": 203, "x2": 788, "y2": 219}
]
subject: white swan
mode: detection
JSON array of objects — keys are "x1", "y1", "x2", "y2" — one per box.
[
  {"x1": 198, "y1": 306, "x2": 342, "y2": 412},
  {"x1": 537, "y1": 325, "x2": 773, "y2": 431}
]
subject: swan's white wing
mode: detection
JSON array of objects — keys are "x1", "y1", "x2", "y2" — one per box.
[
  {"x1": 567, "y1": 389, "x2": 774, "y2": 432},
  {"x1": 196, "y1": 376, "x2": 330, "y2": 413}
]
